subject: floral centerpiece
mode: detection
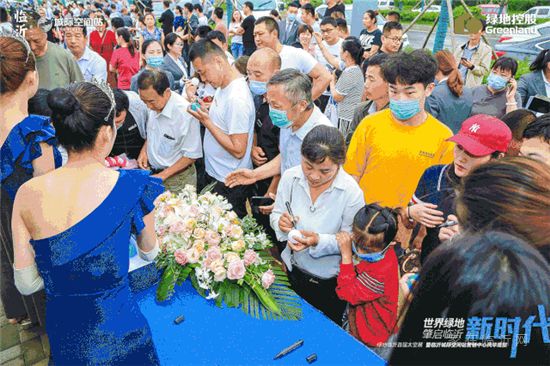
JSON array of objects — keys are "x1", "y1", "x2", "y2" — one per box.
[{"x1": 154, "y1": 185, "x2": 302, "y2": 320}]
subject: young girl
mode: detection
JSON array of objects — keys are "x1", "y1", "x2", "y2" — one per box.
[{"x1": 336, "y1": 204, "x2": 399, "y2": 349}]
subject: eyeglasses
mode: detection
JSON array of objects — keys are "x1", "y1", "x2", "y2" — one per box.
[
  {"x1": 320, "y1": 28, "x2": 336, "y2": 34},
  {"x1": 174, "y1": 43, "x2": 184, "y2": 47},
  {"x1": 385, "y1": 36, "x2": 403, "y2": 43}
]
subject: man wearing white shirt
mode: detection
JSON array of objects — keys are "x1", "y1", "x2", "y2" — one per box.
[
  {"x1": 187, "y1": 39, "x2": 255, "y2": 218},
  {"x1": 224, "y1": 69, "x2": 332, "y2": 219},
  {"x1": 64, "y1": 26, "x2": 107, "y2": 81},
  {"x1": 136, "y1": 69, "x2": 203, "y2": 193},
  {"x1": 253, "y1": 16, "x2": 330, "y2": 101},
  {"x1": 313, "y1": 17, "x2": 343, "y2": 112}
]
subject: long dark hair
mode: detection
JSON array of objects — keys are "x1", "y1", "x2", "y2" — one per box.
[
  {"x1": 341, "y1": 36, "x2": 363, "y2": 66},
  {"x1": 529, "y1": 49, "x2": 550, "y2": 72},
  {"x1": 116, "y1": 27, "x2": 135, "y2": 57},
  {"x1": 391, "y1": 230, "x2": 550, "y2": 365},
  {"x1": 456, "y1": 157, "x2": 550, "y2": 262}
]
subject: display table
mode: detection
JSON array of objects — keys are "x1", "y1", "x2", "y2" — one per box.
[{"x1": 129, "y1": 264, "x2": 386, "y2": 365}]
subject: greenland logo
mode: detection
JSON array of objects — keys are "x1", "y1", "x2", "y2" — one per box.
[{"x1": 469, "y1": 123, "x2": 481, "y2": 133}]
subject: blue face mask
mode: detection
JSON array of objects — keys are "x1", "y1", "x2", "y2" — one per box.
[
  {"x1": 487, "y1": 73, "x2": 509, "y2": 91},
  {"x1": 269, "y1": 106, "x2": 293, "y2": 128},
  {"x1": 352, "y1": 242, "x2": 392, "y2": 263},
  {"x1": 249, "y1": 80, "x2": 267, "y2": 96},
  {"x1": 389, "y1": 98, "x2": 421, "y2": 120},
  {"x1": 146, "y1": 56, "x2": 164, "y2": 68},
  {"x1": 287, "y1": 13, "x2": 296, "y2": 22}
]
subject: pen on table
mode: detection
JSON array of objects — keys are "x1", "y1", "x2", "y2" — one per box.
[{"x1": 273, "y1": 339, "x2": 304, "y2": 360}]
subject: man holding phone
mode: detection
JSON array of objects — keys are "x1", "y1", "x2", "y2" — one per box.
[{"x1": 453, "y1": 19, "x2": 492, "y2": 88}]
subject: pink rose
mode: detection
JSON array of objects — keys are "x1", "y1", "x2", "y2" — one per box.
[
  {"x1": 261, "y1": 270, "x2": 275, "y2": 289},
  {"x1": 206, "y1": 246, "x2": 222, "y2": 262},
  {"x1": 169, "y1": 221, "x2": 187, "y2": 234},
  {"x1": 205, "y1": 230, "x2": 221, "y2": 246},
  {"x1": 227, "y1": 259, "x2": 246, "y2": 280},
  {"x1": 174, "y1": 249, "x2": 188, "y2": 266},
  {"x1": 243, "y1": 249, "x2": 259, "y2": 266},
  {"x1": 213, "y1": 266, "x2": 227, "y2": 282}
]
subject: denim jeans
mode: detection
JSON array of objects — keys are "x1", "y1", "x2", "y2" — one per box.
[{"x1": 231, "y1": 42, "x2": 244, "y2": 59}]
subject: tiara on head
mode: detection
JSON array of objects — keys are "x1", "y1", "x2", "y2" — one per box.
[
  {"x1": 0, "y1": 28, "x2": 32, "y2": 63},
  {"x1": 90, "y1": 77, "x2": 116, "y2": 122}
]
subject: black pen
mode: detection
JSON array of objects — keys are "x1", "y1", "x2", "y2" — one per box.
[
  {"x1": 285, "y1": 201, "x2": 296, "y2": 227},
  {"x1": 273, "y1": 339, "x2": 304, "y2": 360},
  {"x1": 438, "y1": 220, "x2": 458, "y2": 228}
]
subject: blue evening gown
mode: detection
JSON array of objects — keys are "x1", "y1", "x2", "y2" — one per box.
[
  {"x1": 0, "y1": 115, "x2": 62, "y2": 325},
  {"x1": 29, "y1": 169, "x2": 163, "y2": 365}
]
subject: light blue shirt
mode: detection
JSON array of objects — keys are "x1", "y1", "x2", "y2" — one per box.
[
  {"x1": 77, "y1": 47, "x2": 107, "y2": 82},
  {"x1": 279, "y1": 106, "x2": 332, "y2": 175},
  {"x1": 270, "y1": 166, "x2": 365, "y2": 279}
]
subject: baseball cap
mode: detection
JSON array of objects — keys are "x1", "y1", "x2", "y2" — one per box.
[{"x1": 448, "y1": 114, "x2": 512, "y2": 157}]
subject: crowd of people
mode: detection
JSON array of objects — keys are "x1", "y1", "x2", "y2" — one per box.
[{"x1": 1, "y1": 0, "x2": 549, "y2": 364}]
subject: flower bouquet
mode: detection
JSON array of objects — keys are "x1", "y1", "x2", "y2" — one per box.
[{"x1": 154, "y1": 185, "x2": 302, "y2": 320}]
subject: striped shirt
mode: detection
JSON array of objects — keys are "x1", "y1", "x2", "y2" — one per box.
[{"x1": 335, "y1": 65, "x2": 365, "y2": 122}]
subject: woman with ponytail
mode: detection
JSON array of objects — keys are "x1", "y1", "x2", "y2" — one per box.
[
  {"x1": 426, "y1": 50, "x2": 473, "y2": 133},
  {"x1": 110, "y1": 27, "x2": 140, "y2": 90},
  {"x1": 0, "y1": 33, "x2": 62, "y2": 326},
  {"x1": 335, "y1": 203, "x2": 400, "y2": 356},
  {"x1": 11, "y1": 81, "x2": 161, "y2": 364}
]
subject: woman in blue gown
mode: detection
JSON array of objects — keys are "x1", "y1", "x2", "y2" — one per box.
[
  {"x1": 0, "y1": 33, "x2": 62, "y2": 325},
  {"x1": 10, "y1": 81, "x2": 162, "y2": 365}
]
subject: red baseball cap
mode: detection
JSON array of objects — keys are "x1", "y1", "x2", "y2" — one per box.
[{"x1": 448, "y1": 115, "x2": 512, "y2": 157}]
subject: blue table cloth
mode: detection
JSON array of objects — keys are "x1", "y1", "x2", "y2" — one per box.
[{"x1": 130, "y1": 264, "x2": 387, "y2": 365}]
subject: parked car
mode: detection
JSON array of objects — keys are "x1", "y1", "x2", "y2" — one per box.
[
  {"x1": 411, "y1": 5, "x2": 441, "y2": 13},
  {"x1": 235, "y1": 0, "x2": 284, "y2": 19},
  {"x1": 479, "y1": 4, "x2": 508, "y2": 16},
  {"x1": 494, "y1": 23, "x2": 550, "y2": 61},
  {"x1": 524, "y1": 6, "x2": 550, "y2": 20},
  {"x1": 377, "y1": 0, "x2": 395, "y2": 11}
]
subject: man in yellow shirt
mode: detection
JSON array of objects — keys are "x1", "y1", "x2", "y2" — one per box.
[{"x1": 345, "y1": 50, "x2": 454, "y2": 208}]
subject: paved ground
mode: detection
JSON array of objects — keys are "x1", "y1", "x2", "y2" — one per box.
[{"x1": 0, "y1": 300, "x2": 50, "y2": 366}]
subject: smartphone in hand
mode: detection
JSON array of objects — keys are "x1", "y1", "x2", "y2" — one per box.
[{"x1": 250, "y1": 196, "x2": 275, "y2": 207}]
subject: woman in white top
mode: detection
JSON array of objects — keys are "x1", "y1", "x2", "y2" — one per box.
[
  {"x1": 228, "y1": 10, "x2": 244, "y2": 59},
  {"x1": 330, "y1": 37, "x2": 365, "y2": 137},
  {"x1": 270, "y1": 125, "x2": 365, "y2": 324}
]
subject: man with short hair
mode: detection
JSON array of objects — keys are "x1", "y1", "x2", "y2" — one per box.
[
  {"x1": 324, "y1": 0, "x2": 345, "y2": 18},
  {"x1": 224, "y1": 69, "x2": 332, "y2": 226},
  {"x1": 453, "y1": 19, "x2": 492, "y2": 88},
  {"x1": 300, "y1": 3, "x2": 320, "y2": 36},
  {"x1": 237, "y1": 1, "x2": 256, "y2": 56},
  {"x1": 345, "y1": 50, "x2": 454, "y2": 207},
  {"x1": 279, "y1": 2, "x2": 300, "y2": 46},
  {"x1": 187, "y1": 39, "x2": 256, "y2": 218},
  {"x1": 313, "y1": 17, "x2": 343, "y2": 111},
  {"x1": 24, "y1": 13, "x2": 83, "y2": 89},
  {"x1": 111, "y1": 89, "x2": 149, "y2": 160},
  {"x1": 335, "y1": 18, "x2": 349, "y2": 39},
  {"x1": 64, "y1": 25, "x2": 107, "y2": 82},
  {"x1": 521, "y1": 115, "x2": 550, "y2": 167},
  {"x1": 137, "y1": 69, "x2": 202, "y2": 193},
  {"x1": 362, "y1": 21, "x2": 403, "y2": 72},
  {"x1": 253, "y1": 16, "x2": 330, "y2": 101},
  {"x1": 245, "y1": 48, "x2": 282, "y2": 242},
  {"x1": 159, "y1": 0, "x2": 174, "y2": 36},
  {"x1": 211, "y1": 7, "x2": 228, "y2": 40},
  {"x1": 194, "y1": 4, "x2": 208, "y2": 26},
  {"x1": 206, "y1": 30, "x2": 234, "y2": 64},
  {"x1": 346, "y1": 53, "x2": 390, "y2": 145}
]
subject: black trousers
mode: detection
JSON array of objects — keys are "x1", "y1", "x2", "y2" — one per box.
[
  {"x1": 204, "y1": 173, "x2": 252, "y2": 219},
  {"x1": 288, "y1": 266, "x2": 347, "y2": 325}
]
